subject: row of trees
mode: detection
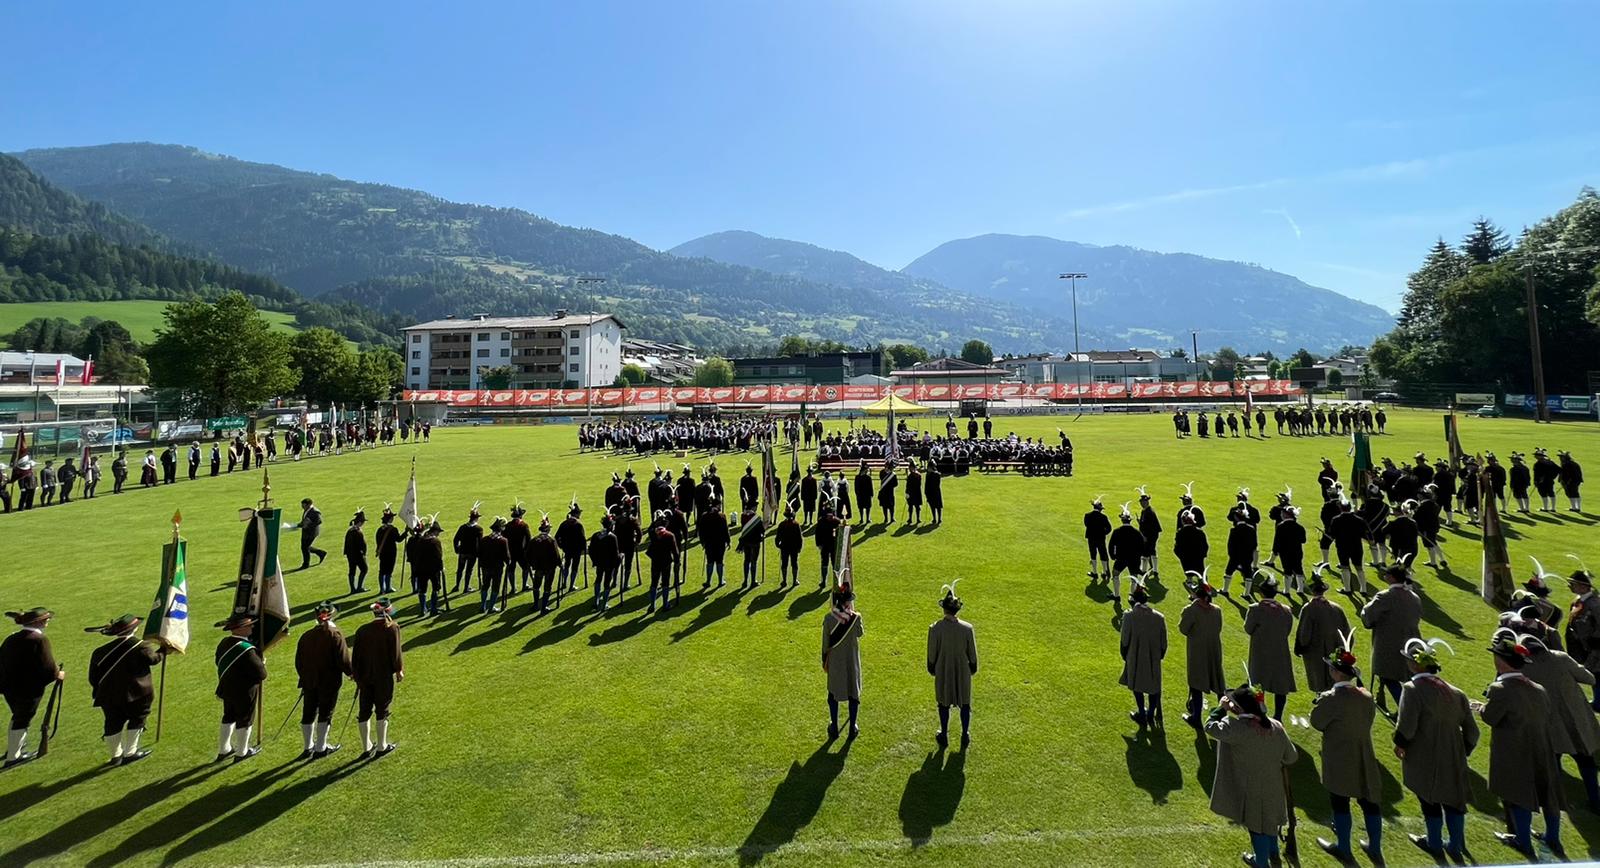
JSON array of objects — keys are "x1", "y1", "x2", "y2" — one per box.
[
  {"x1": 147, "y1": 292, "x2": 403, "y2": 418},
  {"x1": 1370, "y1": 191, "x2": 1600, "y2": 391},
  {"x1": 4, "y1": 315, "x2": 150, "y2": 383}
]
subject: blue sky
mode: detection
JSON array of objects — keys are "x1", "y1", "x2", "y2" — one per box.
[{"x1": 3, "y1": 1, "x2": 1597, "y2": 311}]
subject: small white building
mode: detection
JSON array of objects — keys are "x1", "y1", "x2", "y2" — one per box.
[{"x1": 401, "y1": 311, "x2": 625, "y2": 390}]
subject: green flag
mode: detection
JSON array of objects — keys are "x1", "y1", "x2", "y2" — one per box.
[
  {"x1": 1479, "y1": 465, "x2": 1515, "y2": 608},
  {"x1": 233, "y1": 505, "x2": 291, "y2": 651},
  {"x1": 1350, "y1": 432, "x2": 1374, "y2": 492},
  {"x1": 144, "y1": 515, "x2": 191, "y2": 654},
  {"x1": 1443, "y1": 413, "x2": 1466, "y2": 470}
]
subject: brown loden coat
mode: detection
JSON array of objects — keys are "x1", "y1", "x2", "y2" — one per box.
[
  {"x1": 1244, "y1": 600, "x2": 1296, "y2": 695},
  {"x1": 1294, "y1": 596, "x2": 1350, "y2": 693},
  {"x1": 1118, "y1": 604, "x2": 1166, "y2": 694},
  {"x1": 1309, "y1": 682, "x2": 1382, "y2": 802}
]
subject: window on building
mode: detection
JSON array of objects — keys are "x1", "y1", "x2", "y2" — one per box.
[
  {"x1": 410, "y1": 334, "x2": 421, "y2": 343},
  {"x1": 500, "y1": 348, "x2": 510, "y2": 357},
  {"x1": 477, "y1": 332, "x2": 490, "y2": 341},
  {"x1": 569, "y1": 346, "x2": 580, "y2": 355},
  {"x1": 569, "y1": 363, "x2": 580, "y2": 373},
  {"x1": 411, "y1": 367, "x2": 420, "y2": 376},
  {"x1": 500, "y1": 332, "x2": 510, "y2": 340},
  {"x1": 546, "y1": 331, "x2": 561, "y2": 339},
  {"x1": 411, "y1": 350, "x2": 420, "y2": 359},
  {"x1": 569, "y1": 330, "x2": 579, "y2": 339},
  {"x1": 477, "y1": 348, "x2": 490, "y2": 358}
]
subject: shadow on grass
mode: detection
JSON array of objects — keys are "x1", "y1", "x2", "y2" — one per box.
[
  {"x1": 401, "y1": 607, "x2": 480, "y2": 651},
  {"x1": 68, "y1": 762, "x2": 294, "y2": 868},
  {"x1": 0, "y1": 764, "x2": 109, "y2": 823},
  {"x1": 1194, "y1": 728, "x2": 1217, "y2": 797},
  {"x1": 746, "y1": 584, "x2": 790, "y2": 617},
  {"x1": 738, "y1": 740, "x2": 852, "y2": 865},
  {"x1": 1122, "y1": 728, "x2": 1181, "y2": 805},
  {"x1": 671, "y1": 587, "x2": 745, "y2": 643},
  {"x1": 1287, "y1": 742, "x2": 1332, "y2": 825},
  {"x1": 897, "y1": 748, "x2": 966, "y2": 846},
  {"x1": 521, "y1": 595, "x2": 604, "y2": 654},
  {"x1": 787, "y1": 589, "x2": 829, "y2": 621},
  {"x1": 152, "y1": 756, "x2": 367, "y2": 865},
  {"x1": 1418, "y1": 590, "x2": 1471, "y2": 641},
  {"x1": 451, "y1": 604, "x2": 542, "y2": 655},
  {"x1": 1429, "y1": 563, "x2": 1478, "y2": 597}
]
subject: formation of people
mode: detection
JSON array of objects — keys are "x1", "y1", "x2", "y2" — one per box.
[
  {"x1": 1174, "y1": 403, "x2": 1389, "y2": 440},
  {"x1": 576, "y1": 416, "x2": 780, "y2": 454},
  {"x1": 0, "y1": 417, "x2": 432, "y2": 514}
]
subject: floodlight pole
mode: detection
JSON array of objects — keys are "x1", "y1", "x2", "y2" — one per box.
[{"x1": 1058, "y1": 273, "x2": 1088, "y2": 416}]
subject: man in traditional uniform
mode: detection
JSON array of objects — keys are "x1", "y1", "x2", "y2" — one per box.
[
  {"x1": 374, "y1": 505, "x2": 405, "y2": 595},
  {"x1": 452, "y1": 504, "x2": 483, "y2": 595},
  {"x1": 853, "y1": 461, "x2": 873, "y2": 525},
  {"x1": 1271, "y1": 506, "x2": 1308, "y2": 593},
  {"x1": 1243, "y1": 575, "x2": 1296, "y2": 719},
  {"x1": 1294, "y1": 572, "x2": 1349, "y2": 694},
  {"x1": 351, "y1": 598, "x2": 403, "y2": 758},
  {"x1": 815, "y1": 500, "x2": 841, "y2": 591},
  {"x1": 530, "y1": 515, "x2": 562, "y2": 614},
  {"x1": 505, "y1": 503, "x2": 532, "y2": 593},
  {"x1": 214, "y1": 614, "x2": 266, "y2": 763},
  {"x1": 1330, "y1": 498, "x2": 1370, "y2": 594},
  {"x1": 404, "y1": 519, "x2": 446, "y2": 617},
  {"x1": 188, "y1": 441, "x2": 201, "y2": 481},
  {"x1": 85, "y1": 613, "x2": 163, "y2": 766},
  {"x1": 822, "y1": 581, "x2": 863, "y2": 740},
  {"x1": 1107, "y1": 503, "x2": 1145, "y2": 602},
  {"x1": 1361, "y1": 564, "x2": 1423, "y2": 712},
  {"x1": 801, "y1": 467, "x2": 819, "y2": 526},
  {"x1": 1083, "y1": 497, "x2": 1112, "y2": 582},
  {"x1": 1558, "y1": 450, "x2": 1583, "y2": 512},
  {"x1": 294, "y1": 601, "x2": 351, "y2": 760},
  {"x1": 1475, "y1": 631, "x2": 1564, "y2": 857},
  {"x1": 477, "y1": 517, "x2": 511, "y2": 613},
  {"x1": 286, "y1": 497, "x2": 328, "y2": 570},
  {"x1": 344, "y1": 508, "x2": 369, "y2": 594},
  {"x1": 1178, "y1": 577, "x2": 1225, "y2": 726},
  {"x1": 925, "y1": 463, "x2": 944, "y2": 525},
  {"x1": 740, "y1": 464, "x2": 760, "y2": 515},
  {"x1": 1176, "y1": 482, "x2": 1206, "y2": 528},
  {"x1": 928, "y1": 581, "x2": 978, "y2": 748},
  {"x1": 1394, "y1": 637, "x2": 1477, "y2": 860},
  {"x1": 1310, "y1": 635, "x2": 1384, "y2": 864},
  {"x1": 589, "y1": 514, "x2": 622, "y2": 611},
  {"x1": 1519, "y1": 633, "x2": 1600, "y2": 814},
  {"x1": 1136, "y1": 487, "x2": 1162, "y2": 578},
  {"x1": 1223, "y1": 516, "x2": 1258, "y2": 598},
  {"x1": 645, "y1": 511, "x2": 679, "y2": 613},
  {"x1": 775, "y1": 507, "x2": 803, "y2": 589},
  {"x1": 2, "y1": 607, "x2": 63, "y2": 767},
  {"x1": 905, "y1": 461, "x2": 923, "y2": 525},
  {"x1": 1172, "y1": 511, "x2": 1208, "y2": 578},
  {"x1": 1119, "y1": 578, "x2": 1166, "y2": 726},
  {"x1": 556, "y1": 503, "x2": 587, "y2": 596},
  {"x1": 698, "y1": 500, "x2": 731, "y2": 591},
  {"x1": 1204, "y1": 684, "x2": 1298, "y2": 868}
]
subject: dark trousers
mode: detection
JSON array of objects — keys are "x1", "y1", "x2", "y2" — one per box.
[
  {"x1": 819, "y1": 548, "x2": 834, "y2": 584},
  {"x1": 101, "y1": 699, "x2": 152, "y2": 735},
  {"x1": 536, "y1": 566, "x2": 558, "y2": 609},
  {"x1": 416, "y1": 572, "x2": 444, "y2": 614},
  {"x1": 5, "y1": 691, "x2": 43, "y2": 730},
  {"x1": 301, "y1": 533, "x2": 326, "y2": 568},
  {"x1": 780, "y1": 550, "x2": 798, "y2": 580},
  {"x1": 113, "y1": 476, "x2": 125, "y2": 494},
  {"x1": 300, "y1": 684, "x2": 340, "y2": 725},
  {"x1": 347, "y1": 556, "x2": 368, "y2": 592},
  {"x1": 480, "y1": 569, "x2": 503, "y2": 611},
  {"x1": 649, "y1": 561, "x2": 672, "y2": 607},
  {"x1": 356, "y1": 680, "x2": 393, "y2": 721},
  {"x1": 559, "y1": 555, "x2": 583, "y2": 590},
  {"x1": 221, "y1": 687, "x2": 258, "y2": 726},
  {"x1": 455, "y1": 553, "x2": 477, "y2": 590},
  {"x1": 377, "y1": 553, "x2": 397, "y2": 593},
  {"x1": 189, "y1": 462, "x2": 199, "y2": 480}
]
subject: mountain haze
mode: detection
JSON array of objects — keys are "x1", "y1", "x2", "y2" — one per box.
[{"x1": 904, "y1": 234, "x2": 1394, "y2": 353}]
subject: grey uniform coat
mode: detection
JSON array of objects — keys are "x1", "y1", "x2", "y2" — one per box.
[
  {"x1": 1294, "y1": 597, "x2": 1350, "y2": 693},
  {"x1": 1205, "y1": 713, "x2": 1299, "y2": 834},
  {"x1": 1481, "y1": 672, "x2": 1564, "y2": 811},
  {"x1": 1179, "y1": 601, "x2": 1226, "y2": 695},
  {"x1": 1360, "y1": 584, "x2": 1422, "y2": 682},
  {"x1": 1393, "y1": 674, "x2": 1479, "y2": 808},
  {"x1": 927, "y1": 617, "x2": 978, "y2": 707},
  {"x1": 1310, "y1": 682, "x2": 1383, "y2": 802},
  {"x1": 1521, "y1": 648, "x2": 1600, "y2": 756},
  {"x1": 822, "y1": 610, "x2": 863, "y2": 701},
  {"x1": 1118, "y1": 605, "x2": 1166, "y2": 694},
  {"x1": 1244, "y1": 600, "x2": 1296, "y2": 695}
]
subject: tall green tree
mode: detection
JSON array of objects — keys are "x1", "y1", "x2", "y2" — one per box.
[
  {"x1": 346, "y1": 348, "x2": 402, "y2": 404},
  {"x1": 147, "y1": 291, "x2": 298, "y2": 417},
  {"x1": 692, "y1": 357, "x2": 735, "y2": 386},
  {"x1": 959, "y1": 339, "x2": 994, "y2": 366},
  {"x1": 479, "y1": 364, "x2": 514, "y2": 389},
  {"x1": 618, "y1": 363, "x2": 648, "y2": 385},
  {"x1": 289, "y1": 327, "x2": 357, "y2": 405},
  {"x1": 1461, "y1": 217, "x2": 1509, "y2": 265},
  {"x1": 882, "y1": 343, "x2": 929, "y2": 371}
]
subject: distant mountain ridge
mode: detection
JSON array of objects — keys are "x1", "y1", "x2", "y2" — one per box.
[
  {"x1": 902, "y1": 233, "x2": 1395, "y2": 353},
  {"x1": 13, "y1": 144, "x2": 1068, "y2": 352}
]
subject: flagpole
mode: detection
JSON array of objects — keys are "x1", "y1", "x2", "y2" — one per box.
[
  {"x1": 255, "y1": 469, "x2": 271, "y2": 747},
  {"x1": 156, "y1": 508, "x2": 182, "y2": 743}
]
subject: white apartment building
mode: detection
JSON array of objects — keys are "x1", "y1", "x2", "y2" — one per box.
[{"x1": 402, "y1": 311, "x2": 625, "y2": 390}]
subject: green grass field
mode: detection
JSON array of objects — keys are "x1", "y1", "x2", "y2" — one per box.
[
  {"x1": 0, "y1": 301, "x2": 299, "y2": 346},
  {"x1": 1, "y1": 410, "x2": 1597, "y2": 866}
]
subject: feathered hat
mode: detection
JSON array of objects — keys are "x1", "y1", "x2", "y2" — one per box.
[
  {"x1": 1567, "y1": 554, "x2": 1594, "y2": 588},
  {"x1": 568, "y1": 494, "x2": 581, "y2": 517},
  {"x1": 351, "y1": 506, "x2": 367, "y2": 524},
  {"x1": 1128, "y1": 575, "x2": 1149, "y2": 603},
  {"x1": 939, "y1": 579, "x2": 963, "y2": 613},
  {"x1": 1180, "y1": 481, "x2": 1195, "y2": 503},
  {"x1": 1091, "y1": 494, "x2": 1105, "y2": 510},
  {"x1": 381, "y1": 502, "x2": 396, "y2": 519},
  {"x1": 510, "y1": 498, "x2": 527, "y2": 518},
  {"x1": 1327, "y1": 629, "x2": 1361, "y2": 678},
  {"x1": 538, "y1": 509, "x2": 552, "y2": 530},
  {"x1": 469, "y1": 500, "x2": 482, "y2": 518},
  {"x1": 1236, "y1": 487, "x2": 1250, "y2": 502},
  {"x1": 84, "y1": 613, "x2": 140, "y2": 636},
  {"x1": 1526, "y1": 556, "x2": 1560, "y2": 595},
  {"x1": 831, "y1": 576, "x2": 855, "y2": 609},
  {"x1": 1119, "y1": 501, "x2": 1133, "y2": 522},
  {"x1": 313, "y1": 601, "x2": 337, "y2": 622},
  {"x1": 1277, "y1": 485, "x2": 1292, "y2": 505},
  {"x1": 1307, "y1": 562, "x2": 1331, "y2": 594},
  {"x1": 1253, "y1": 569, "x2": 1280, "y2": 597},
  {"x1": 1403, "y1": 637, "x2": 1455, "y2": 670},
  {"x1": 1184, "y1": 569, "x2": 1215, "y2": 599},
  {"x1": 1136, "y1": 484, "x2": 1150, "y2": 502},
  {"x1": 1487, "y1": 628, "x2": 1532, "y2": 667}
]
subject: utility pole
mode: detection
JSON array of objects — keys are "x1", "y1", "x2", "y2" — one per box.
[
  {"x1": 1058, "y1": 273, "x2": 1088, "y2": 415},
  {"x1": 1524, "y1": 266, "x2": 1549, "y2": 423},
  {"x1": 1190, "y1": 331, "x2": 1200, "y2": 381}
]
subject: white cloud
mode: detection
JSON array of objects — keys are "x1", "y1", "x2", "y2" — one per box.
[{"x1": 1263, "y1": 208, "x2": 1301, "y2": 239}]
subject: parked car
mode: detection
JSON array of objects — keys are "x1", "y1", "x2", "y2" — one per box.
[
  {"x1": 1374, "y1": 391, "x2": 1402, "y2": 402},
  {"x1": 1473, "y1": 404, "x2": 1503, "y2": 418}
]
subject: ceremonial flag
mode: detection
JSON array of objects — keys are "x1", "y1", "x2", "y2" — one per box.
[
  {"x1": 886, "y1": 403, "x2": 899, "y2": 461},
  {"x1": 80, "y1": 356, "x2": 94, "y2": 385},
  {"x1": 790, "y1": 436, "x2": 800, "y2": 479},
  {"x1": 834, "y1": 521, "x2": 854, "y2": 586},
  {"x1": 54, "y1": 358, "x2": 64, "y2": 387},
  {"x1": 1479, "y1": 464, "x2": 1515, "y2": 608},
  {"x1": 399, "y1": 457, "x2": 420, "y2": 530},
  {"x1": 1349, "y1": 431, "x2": 1373, "y2": 492},
  {"x1": 234, "y1": 499, "x2": 291, "y2": 650},
  {"x1": 9, "y1": 429, "x2": 25, "y2": 466},
  {"x1": 1244, "y1": 385, "x2": 1255, "y2": 419},
  {"x1": 144, "y1": 511, "x2": 191, "y2": 653},
  {"x1": 760, "y1": 441, "x2": 780, "y2": 525},
  {"x1": 1444, "y1": 413, "x2": 1466, "y2": 470}
]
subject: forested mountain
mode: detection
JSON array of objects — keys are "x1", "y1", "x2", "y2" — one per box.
[
  {"x1": 15, "y1": 144, "x2": 1067, "y2": 352},
  {"x1": 0, "y1": 153, "x2": 405, "y2": 346},
  {"x1": 904, "y1": 234, "x2": 1396, "y2": 354}
]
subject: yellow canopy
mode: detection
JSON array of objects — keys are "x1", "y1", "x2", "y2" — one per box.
[{"x1": 862, "y1": 393, "x2": 931, "y2": 415}]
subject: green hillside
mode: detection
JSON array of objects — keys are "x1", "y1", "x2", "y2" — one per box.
[{"x1": 0, "y1": 300, "x2": 298, "y2": 347}]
